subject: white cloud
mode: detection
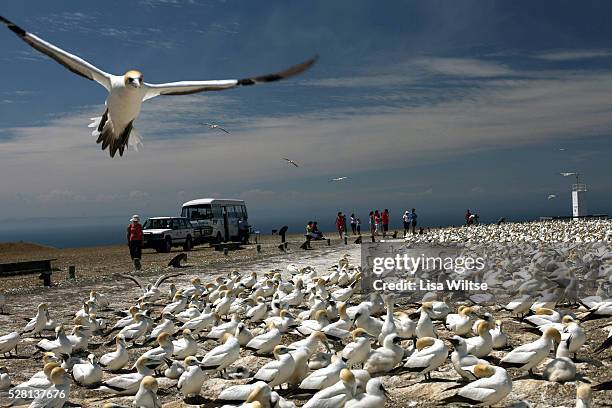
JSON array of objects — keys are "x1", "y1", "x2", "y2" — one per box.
[
  {"x1": 535, "y1": 49, "x2": 612, "y2": 61},
  {"x1": 37, "y1": 189, "x2": 84, "y2": 204},
  {"x1": 1, "y1": 58, "x2": 612, "y2": 218}
]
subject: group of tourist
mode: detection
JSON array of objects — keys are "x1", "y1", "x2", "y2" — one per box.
[{"x1": 333, "y1": 208, "x2": 419, "y2": 238}]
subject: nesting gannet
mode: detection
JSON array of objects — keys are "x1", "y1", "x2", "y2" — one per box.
[
  {"x1": 392, "y1": 311, "x2": 416, "y2": 339},
  {"x1": 449, "y1": 336, "x2": 489, "y2": 381},
  {"x1": 246, "y1": 323, "x2": 282, "y2": 355},
  {"x1": 415, "y1": 303, "x2": 437, "y2": 338},
  {"x1": 180, "y1": 310, "x2": 218, "y2": 337},
  {"x1": 465, "y1": 321, "x2": 493, "y2": 358},
  {"x1": 251, "y1": 345, "x2": 296, "y2": 389},
  {"x1": 344, "y1": 377, "x2": 387, "y2": 408},
  {"x1": 29, "y1": 367, "x2": 71, "y2": 408},
  {"x1": 177, "y1": 356, "x2": 205, "y2": 398},
  {"x1": 300, "y1": 355, "x2": 347, "y2": 391},
  {"x1": 503, "y1": 294, "x2": 534, "y2": 318},
  {"x1": 353, "y1": 309, "x2": 383, "y2": 338},
  {"x1": 543, "y1": 336, "x2": 576, "y2": 382},
  {"x1": 118, "y1": 313, "x2": 149, "y2": 345},
  {"x1": 164, "y1": 359, "x2": 185, "y2": 379},
  {"x1": 364, "y1": 334, "x2": 404, "y2": 375},
  {"x1": 0, "y1": 367, "x2": 10, "y2": 391},
  {"x1": 576, "y1": 384, "x2": 592, "y2": 408},
  {"x1": 247, "y1": 297, "x2": 269, "y2": 323},
  {"x1": 341, "y1": 329, "x2": 373, "y2": 369},
  {"x1": 288, "y1": 331, "x2": 331, "y2": 355},
  {"x1": 173, "y1": 329, "x2": 198, "y2": 359},
  {"x1": 36, "y1": 325, "x2": 72, "y2": 356},
  {"x1": 207, "y1": 314, "x2": 241, "y2": 340},
  {"x1": 100, "y1": 335, "x2": 129, "y2": 371},
  {"x1": 72, "y1": 353, "x2": 103, "y2": 387},
  {"x1": 0, "y1": 331, "x2": 19, "y2": 356},
  {"x1": 200, "y1": 333, "x2": 240, "y2": 374},
  {"x1": 491, "y1": 320, "x2": 509, "y2": 350},
  {"x1": 97, "y1": 356, "x2": 151, "y2": 395},
  {"x1": 500, "y1": 327, "x2": 561, "y2": 375},
  {"x1": 563, "y1": 319, "x2": 586, "y2": 359},
  {"x1": 134, "y1": 376, "x2": 162, "y2": 408},
  {"x1": 67, "y1": 325, "x2": 89, "y2": 352},
  {"x1": 404, "y1": 337, "x2": 448, "y2": 380},
  {"x1": 0, "y1": 16, "x2": 316, "y2": 157},
  {"x1": 440, "y1": 364, "x2": 512, "y2": 406},
  {"x1": 525, "y1": 307, "x2": 562, "y2": 327},
  {"x1": 303, "y1": 368, "x2": 356, "y2": 408},
  {"x1": 581, "y1": 300, "x2": 612, "y2": 321},
  {"x1": 22, "y1": 303, "x2": 48, "y2": 337},
  {"x1": 445, "y1": 306, "x2": 476, "y2": 336}
]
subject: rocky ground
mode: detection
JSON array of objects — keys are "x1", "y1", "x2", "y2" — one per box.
[{"x1": 0, "y1": 237, "x2": 610, "y2": 407}]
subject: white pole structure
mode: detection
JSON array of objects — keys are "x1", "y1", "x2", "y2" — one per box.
[{"x1": 560, "y1": 172, "x2": 587, "y2": 219}]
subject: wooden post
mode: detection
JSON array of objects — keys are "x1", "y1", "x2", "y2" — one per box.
[
  {"x1": 223, "y1": 247, "x2": 229, "y2": 256},
  {"x1": 256, "y1": 244, "x2": 261, "y2": 253},
  {"x1": 327, "y1": 239, "x2": 331, "y2": 246},
  {"x1": 68, "y1": 266, "x2": 76, "y2": 279}
]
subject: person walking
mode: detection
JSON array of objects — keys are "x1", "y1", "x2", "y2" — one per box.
[
  {"x1": 409, "y1": 208, "x2": 418, "y2": 234},
  {"x1": 381, "y1": 209, "x2": 390, "y2": 238},
  {"x1": 350, "y1": 213, "x2": 357, "y2": 235},
  {"x1": 368, "y1": 211, "x2": 375, "y2": 236},
  {"x1": 127, "y1": 214, "x2": 143, "y2": 271},
  {"x1": 356, "y1": 217, "x2": 361, "y2": 235},
  {"x1": 374, "y1": 210, "x2": 382, "y2": 235},
  {"x1": 465, "y1": 209, "x2": 472, "y2": 226},
  {"x1": 402, "y1": 210, "x2": 410, "y2": 236},
  {"x1": 336, "y1": 212, "x2": 346, "y2": 239}
]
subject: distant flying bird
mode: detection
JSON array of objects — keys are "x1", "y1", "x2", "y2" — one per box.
[
  {"x1": 560, "y1": 172, "x2": 577, "y2": 177},
  {"x1": 0, "y1": 15, "x2": 317, "y2": 158},
  {"x1": 559, "y1": 148, "x2": 566, "y2": 151},
  {"x1": 204, "y1": 123, "x2": 230, "y2": 134},
  {"x1": 329, "y1": 176, "x2": 351, "y2": 182},
  {"x1": 282, "y1": 158, "x2": 299, "y2": 167},
  {"x1": 547, "y1": 194, "x2": 557, "y2": 200}
]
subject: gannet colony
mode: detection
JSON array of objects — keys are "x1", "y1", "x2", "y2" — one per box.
[{"x1": 0, "y1": 220, "x2": 610, "y2": 407}]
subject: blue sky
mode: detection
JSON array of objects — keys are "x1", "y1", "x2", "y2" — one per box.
[{"x1": 1, "y1": 0, "x2": 611, "y2": 234}]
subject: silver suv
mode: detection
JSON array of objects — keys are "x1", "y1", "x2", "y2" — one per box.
[{"x1": 142, "y1": 217, "x2": 195, "y2": 252}]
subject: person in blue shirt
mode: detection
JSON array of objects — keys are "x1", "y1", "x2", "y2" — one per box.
[{"x1": 408, "y1": 208, "x2": 418, "y2": 234}]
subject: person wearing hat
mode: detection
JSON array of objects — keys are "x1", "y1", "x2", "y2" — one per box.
[{"x1": 127, "y1": 214, "x2": 143, "y2": 270}]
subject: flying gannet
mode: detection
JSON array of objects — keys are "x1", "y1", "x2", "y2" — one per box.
[{"x1": 0, "y1": 15, "x2": 316, "y2": 157}]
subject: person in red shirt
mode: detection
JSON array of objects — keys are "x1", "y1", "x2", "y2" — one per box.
[
  {"x1": 127, "y1": 214, "x2": 143, "y2": 270},
  {"x1": 381, "y1": 209, "x2": 390, "y2": 237},
  {"x1": 335, "y1": 212, "x2": 346, "y2": 238}
]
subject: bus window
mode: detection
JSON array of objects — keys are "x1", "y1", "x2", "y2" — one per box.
[
  {"x1": 212, "y1": 204, "x2": 223, "y2": 218},
  {"x1": 240, "y1": 205, "x2": 248, "y2": 218}
]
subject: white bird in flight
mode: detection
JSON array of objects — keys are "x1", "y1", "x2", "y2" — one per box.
[
  {"x1": 547, "y1": 194, "x2": 557, "y2": 200},
  {"x1": 560, "y1": 172, "x2": 577, "y2": 177},
  {"x1": 329, "y1": 176, "x2": 351, "y2": 182},
  {"x1": 204, "y1": 123, "x2": 230, "y2": 134},
  {"x1": 282, "y1": 158, "x2": 299, "y2": 167},
  {"x1": 0, "y1": 15, "x2": 317, "y2": 158}
]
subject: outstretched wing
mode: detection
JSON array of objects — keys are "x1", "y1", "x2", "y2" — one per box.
[
  {"x1": 153, "y1": 272, "x2": 185, "y2": 288},
  {"x1": 143, "y1": 56, "x2": 317, "y2": 101},
  {"x1": 0, "y1": 15, "x2": 112, "y2": 91},
  {"x1": 118, "y1": 274, "x2": 146, "y2": 293}
]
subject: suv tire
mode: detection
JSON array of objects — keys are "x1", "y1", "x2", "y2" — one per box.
[
  {"x1": 184, "y1": 236, "x2": 193, "y2": 251},
  {"x1": 163, "y1": 236, "x2": 172, "y2": 253}
]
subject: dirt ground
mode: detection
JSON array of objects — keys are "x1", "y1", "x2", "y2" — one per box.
[{"x1": 0, "y1": 238, "x2": 611, "y2": 407}]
